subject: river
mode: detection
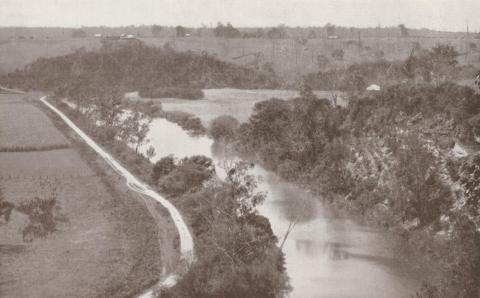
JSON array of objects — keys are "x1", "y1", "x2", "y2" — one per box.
[{"x1": 140, "y1": 118, "x2": 423, "y2": 298}]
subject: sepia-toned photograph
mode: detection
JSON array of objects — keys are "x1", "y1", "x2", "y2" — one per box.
[{"x1": 0, "y1": 1, "x2": 479, "y2": 297}]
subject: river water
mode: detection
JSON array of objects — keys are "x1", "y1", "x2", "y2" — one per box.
[{"x1": 140, "y1": 118, "x2": 423, "y2": 298}]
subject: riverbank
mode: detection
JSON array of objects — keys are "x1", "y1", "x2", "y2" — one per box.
[{"x1": 49, "y1": 95, "x2": 288, "y2": 298}]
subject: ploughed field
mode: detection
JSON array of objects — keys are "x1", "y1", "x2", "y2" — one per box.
[{"x1": 0, "y1": 93, "x2": 165, "y2": 297}]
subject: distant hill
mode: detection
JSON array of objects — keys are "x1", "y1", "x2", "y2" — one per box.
[{"x1": 0, "y1": 41, "x2": 280, "y2": 95}]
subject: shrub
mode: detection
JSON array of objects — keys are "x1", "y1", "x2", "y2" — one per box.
[{"x1": 209, "y1": 115, "x2": 240, "y2": 141}]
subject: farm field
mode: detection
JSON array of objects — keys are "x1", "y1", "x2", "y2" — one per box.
[
  {"x1": 0, "y1": 38, "x2": 101, "y2": 74},
  {"x1": 0, "y1": 93, "x2": 169, "y2": 297},
  {"x1": 0, "y1": 94, "x2": 70, "y2": 151},
  {"x1": 128, "y1": 88, "x2": 346, "y2": 124}
]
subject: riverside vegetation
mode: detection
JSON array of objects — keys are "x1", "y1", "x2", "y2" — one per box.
[
  {"x1": 210, "y1": 83, "x2": 480, "y2": 297},
  {"x1": 2, "y1": 40, "x2": 480, "y2": 297}
]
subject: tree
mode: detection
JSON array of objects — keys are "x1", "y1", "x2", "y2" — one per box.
[
  {"x1": 316, "y1": 54, "x2": 330, "y2": 68},
  {"x1": 97, "y1": 88, "x2": 123, "y2": 128},
  {"x1": 460, "y1": 154, "x2": 480, "y2": 225},
  {"x1": 176, "y1": 26, "x2": 187, "y2": 38},
  {"x1": 267, "y1": 25, "x2": 287, "y2": 39},
  {"x1": 430, "y1": 44, "x2": 459, "y2": 67},
  {"x1": 209, "y1": 115, "x2": 240, "y2": 141},
  {"x1": 151, "y1": 25, "x2": 162, "y2": 37},
  {"x1": 119, "y1": 111, "x2": 151, "y2": 153},
  {"x1": 331, "y1": 49, "x2": 344, "y2": 61},
  {"x1": 394, "y1": 134, "x2": 452, "y2": 227},
  {"x1": 214, "y1": 22, "x2": 241, "y2": 38},
  {"x1": 145, "y1": 146, "x2": 156, "y2": 160},
  {"x1": 399, "y1": 24, "x2": 409, "y2": 37},
  {"x1": 240, "y1": 98, "x2": 292, "y2": 149},
  {"x1": 0, "y1": 186, "x2": 14, "y2": 224},
  {"x1": 152, "y1": 155, "x2": 176, "y2": 182},
  {"x1": 326, "y1": 23, "x2": 336, "y2": 37},
  {"x1": 224, "y1": 161, "x2": 266, "y2": 217},
  {"x1": 163, "y1": 164, "x2": 290, "y2": 297},
  {"x1": 158, "y1": 155, "x2": 215, "y2": 196}
]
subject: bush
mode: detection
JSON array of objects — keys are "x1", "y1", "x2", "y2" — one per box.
[
  {"x1": 158, "y1": 156, "x2": 215, "y2": 196},
  {"x1": 209, "y1": 115, "x2": 240, "y2": 141},
  {"x1": 165, "y1": 111, "x2": 206, "y2": 135}
]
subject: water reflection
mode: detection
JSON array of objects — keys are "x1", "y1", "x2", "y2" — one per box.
[{"x1": 141, "y1": 118, "x2": 422, "y2": 298}]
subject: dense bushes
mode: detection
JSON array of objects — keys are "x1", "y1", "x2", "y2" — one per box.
[
  {"x1": 156, "y1": 155, "x2": 215, "y2": 196},
  {"x1": 209, "y1": 115, "x2": 240, "y2": 141},
  {"x1": 155, "y1": 160, "x2": 290, "y2": 298},
  {"x1": 165, "y1": 111, "x2": 206, "y2": 135}
]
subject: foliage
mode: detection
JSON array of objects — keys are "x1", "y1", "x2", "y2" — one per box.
[
  {"x1": 16, "y1": 196, "x2": 67, "y2": 242},
  {"x1": 209, "y1": 115, "x2": 240, "y2": 141},
  {"x1": 157, "y1": 155, "x2": 216, "y2": 196},
  {"x1": 326, "y1": 23, "x2": 336, "y2": 37},
  {"x1": 152, "y1": 155, "x2": 176, "y2": 182},
  {"x1": 394, "y1": 134, "x2": 452, "y2": 227},
  {"x1": 214, "y1": 22, "x2": 241, "y2": 38},
  {"x1": 404, "y1": 44, "x2": 459, "y2": 83},
  {"x1": 398, "y1": 24, "x2": 409, "y2": 37},
  {"x1": 162, "y1": 160, "x2": 289, "y2": 298},
  {"x1": 0, "y1": 186, "x2": 14, "y2": 224},
  {"x1": 151, "y1": 25, "x2": 162, "y2": 37},
  {"x1": 165, "y1": 111, "x2": 206, "y2": 135},
  {"x1": 331, "y1": 49, "x2": 344, "y2": 61},
  {"x1": 176, "y1": 26, "x2": 188, "y2": 37},
  {"x1": 266, "y1": 25, "x2": 288, "y2": 39},
  {"x1": 119, "y1": 110, "x2": 152, "y2": 152},
  {"x1": 460, "y1": 154, "x2": 480, "y2": 225}
]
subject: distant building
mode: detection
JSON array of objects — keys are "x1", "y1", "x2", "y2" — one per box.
[
  {"x1": 366, "y1": 84, "x2": 381, "y2": 91},
  {"x1": 94, "y1": 34, "x2": 102, "y2": 38}
]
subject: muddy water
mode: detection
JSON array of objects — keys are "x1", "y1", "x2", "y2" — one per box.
[{"x1": 140, "y1": 118, "x2": 422, "y2": 298}]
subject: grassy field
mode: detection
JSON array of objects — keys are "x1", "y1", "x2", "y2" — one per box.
[
  {"x1": 0, "y1": 38, "x2": 101, "y2": 74},
  {"x1": 0, "y1": 94, "x2": 70, "y2": 151},
  {"x1": 0, "y1": 93, "x2": 174, "y2": 297}
]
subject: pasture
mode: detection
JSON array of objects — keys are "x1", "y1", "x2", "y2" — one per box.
[
  {"x1": 0, "y1": 94, "x2": 69, "y2": 151},
  {"x1": 0, "y1": 93, "x2": 166, "y2": 297}
]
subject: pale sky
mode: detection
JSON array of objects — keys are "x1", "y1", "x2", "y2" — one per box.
[{"x1": 0, "y1": 0, "x2": 478, "y2": 32}]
